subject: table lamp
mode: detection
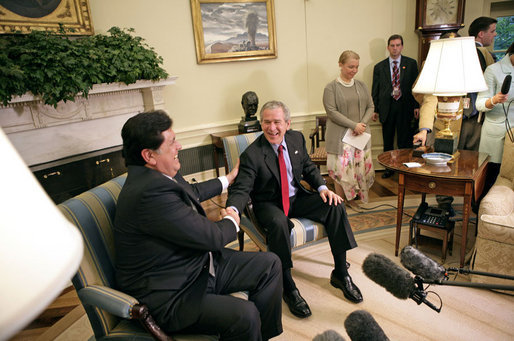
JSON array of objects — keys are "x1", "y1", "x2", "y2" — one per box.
[
  {"x1": 0, "y1": 128, "x2": 83, "y2": 340},
  {"x1": 413, "y1": 36, "x2": 488, "y2": 154}
]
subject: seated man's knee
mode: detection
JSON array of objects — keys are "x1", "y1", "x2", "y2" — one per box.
[{"x1": 226, "y1": 301, "x2": 261, "y2": 338}]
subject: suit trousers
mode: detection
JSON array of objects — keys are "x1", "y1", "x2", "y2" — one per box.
[
  {"x1": 382, "y1": 98, "x2": 414, "y2": 151},
  {"x1": 154, "y1": 249, "x2": 283, "y2": 341},
  {"x1": 254, "y1": 191, "x2": 357, "y2": 270}
]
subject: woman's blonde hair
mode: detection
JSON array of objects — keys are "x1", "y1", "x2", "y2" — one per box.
[{"x1": 338, "y1": 50, "x2": 360, "y2": 64}]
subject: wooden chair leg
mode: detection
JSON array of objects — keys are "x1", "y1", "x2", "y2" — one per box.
[
  {"x1": 238, "y1": 230, "x2": 245, "y2": 251},
  {"x1": 133, "y1": 304, "x2": 173, "y2": 341}
]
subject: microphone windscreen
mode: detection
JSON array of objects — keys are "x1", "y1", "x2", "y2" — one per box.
[
  {"x1": 400, "y1": 246, "x2": 446, "y2": 281},
  {"x1": 362, "y1": 253, "x2": 414, "y2": 299},
  {"x1": 312, "y1": 329, "x2": 345, "y2": 341},
  {"x1": 344, "y1": 310, "x2": 389, "y2": 341},
  {"x1": 501, "y1": 75, "x2": 512, "y2": 95}
]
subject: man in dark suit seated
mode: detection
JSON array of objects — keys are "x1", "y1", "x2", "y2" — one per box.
[
  {"x1": 114, "y1": 110, "x2": 283, "y2": 340},
  {"x1": 226, "y1": 101, "x2": 362, "y2": 319}
]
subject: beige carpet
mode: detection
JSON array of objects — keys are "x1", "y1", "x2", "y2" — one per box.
[
  {"x1": 54, "y1": 195, "x2": 514, "y2": 340},
  {"x1": 279, "y1": 227, "x2": 514, "y2": 340}
]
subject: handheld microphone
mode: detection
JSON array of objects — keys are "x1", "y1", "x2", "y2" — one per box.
[
  {"x1": 362, "y1": 253, "x2": 441, "y2": 312},
  {"x1": 344, "y1": 310, "x2": 389, "y2": 341},
  {"x1": 400, "y1": 246, "x2": 446, "y2": 282},
  {"x1": 501, "y1": 75, "x2": 512, "y2": 95},
  {"x1": 312, "y1": 329, "x2": 345, "y2": 341}
]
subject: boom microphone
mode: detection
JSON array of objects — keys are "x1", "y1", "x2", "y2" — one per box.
[
  {"x1": 312, "y1": 329, "x2": 345, "y2": 341},
  {"x1": 344, "y1": 310, "x2": 389, "y2": 341},
  {"x1": 362, "y1": 253, "x2": 441, "y2": 312},
  {"x1": 501, "y1": 75, "x2": 512, "y2": 95},
  {"x1": 400, "y1": 246, "x2": 446, "y2": 281},
  {"x1": 362, "y1": 253, "x2": 414, "y2": 299}
]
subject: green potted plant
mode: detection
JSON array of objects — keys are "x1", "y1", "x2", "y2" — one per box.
[{"x1": 0, "y1": 27, "x2": 169, "y2": 107}]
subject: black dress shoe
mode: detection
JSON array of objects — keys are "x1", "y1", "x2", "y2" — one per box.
[
  {"x1": 381, "y1": 169, "x2": 394, "y2": 178},
  {"x1": 283, "y1": 289, "x2": 312, "y2": 318},
  {"x1": 330, "y1": 271, "x2": 363, "y2": 303}
]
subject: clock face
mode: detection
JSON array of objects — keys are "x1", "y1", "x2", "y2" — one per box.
[{"x1": 425, "y1": 0, "x2": 458, "y2": 26}]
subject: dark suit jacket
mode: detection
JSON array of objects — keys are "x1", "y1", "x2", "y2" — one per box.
[
  {"x1": 226, "y1": 130, "x2": 325, "y2": 215},
  {"x1": 372, "y1": 55, "x2": 419, "y2": 123},
  {"x1": 114, "y1": 165, "x2": 237, "y2": 331}
]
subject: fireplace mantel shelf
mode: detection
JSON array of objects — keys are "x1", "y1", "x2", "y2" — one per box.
[
  {"x1": 1, "y1": 77, "x2": 177, "y2": 166},
  {"x1": 5, "y1": 77, "x2": 178, "y2": 106}
]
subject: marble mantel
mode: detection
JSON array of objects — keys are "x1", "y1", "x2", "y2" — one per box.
[{"x1": 1, "y1": 77, "x2": 177, "y2": 166}]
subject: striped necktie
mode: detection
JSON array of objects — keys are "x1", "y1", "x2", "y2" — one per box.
[
  {"x1": 392, "y1": 61, "x2": 401, "y2": 100},
  {"x1": 278, "y1": 145, "x2": 290, "y2": 216}
]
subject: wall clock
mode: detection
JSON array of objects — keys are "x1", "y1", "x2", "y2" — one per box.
[{"x1": 415, "y1": 0, "x2": 466, "y2": 63}]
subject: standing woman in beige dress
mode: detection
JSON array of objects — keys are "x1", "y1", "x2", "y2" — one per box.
[{"x1": 323, "y1": 50, "x2": 375, "y2": 204}]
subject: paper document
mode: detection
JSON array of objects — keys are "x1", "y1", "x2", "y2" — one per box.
[
  {"x1": 342, "y1": 130, "x2": 371, "y2": 150},
  {"x1": 403, "y1": 162, "x2": 422, "y2": 168}
]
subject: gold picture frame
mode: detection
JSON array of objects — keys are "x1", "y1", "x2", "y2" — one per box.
[
  {"x1": 191, "y1": 0, "x2": 276, "y2": 64},
  {"x1": 0, "y1": 0, "x2": 93, "y2": 35}
]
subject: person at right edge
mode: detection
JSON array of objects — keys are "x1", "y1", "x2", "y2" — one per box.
[
  {"x1": 413, "y1": 17, "x2": 497, "y2": 216},
  {"x1": 476, "y1": 42, "x2": 514, "y2": 197}
]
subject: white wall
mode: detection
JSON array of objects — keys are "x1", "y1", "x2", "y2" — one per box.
[{"x1": 88, "y1": 0, "x2": 488, "y2": 148}]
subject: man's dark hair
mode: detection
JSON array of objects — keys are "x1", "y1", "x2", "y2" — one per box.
[
  {"x1": 121, "y1": 110, "x2": 172, "y2": 166},
  {"x1": 468, "y1": 16, "x2": 497, "y2": 37},
  {"x1": 388, "y1": 34, "x2": 403, "y2": 46}
]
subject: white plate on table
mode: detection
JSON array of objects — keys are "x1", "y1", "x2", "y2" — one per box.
[{"x1": 421, "y1": 152, "x2": 453, "y2": 166}]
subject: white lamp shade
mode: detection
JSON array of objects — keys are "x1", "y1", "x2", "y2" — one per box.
[
  {"x1": 413, "y1": 37, "x2": 488, "y2": 95},
  {"x1": 0, "y1": 128, "x2": 83, "y2": 340}
]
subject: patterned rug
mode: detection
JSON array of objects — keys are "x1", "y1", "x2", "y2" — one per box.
[{"x1": 228, "y1": 194, "x2": 478, "y2": 268}]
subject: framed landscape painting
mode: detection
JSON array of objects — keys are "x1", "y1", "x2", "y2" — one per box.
[
  {"x1": 0, "y1": 0, "x2": 93, "y2": 35},
  {"x1": 191, "y1": 0, "x2": 277, "y2": 64}
]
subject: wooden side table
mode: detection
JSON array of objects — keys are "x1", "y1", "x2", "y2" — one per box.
[
  {"x1": 210, "y1": 130, "x2": 239, "y2": 177},
  {"x1": 378, "y1": 149, "x2": 489, "y2": 267}
]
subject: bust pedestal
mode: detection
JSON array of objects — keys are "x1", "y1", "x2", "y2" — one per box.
[{"x1": 238, "y1": 118, "x2": 261, "y2": 133}]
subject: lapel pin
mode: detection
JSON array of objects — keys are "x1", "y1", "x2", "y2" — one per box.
[{"x1": 295, "y1": 150, "x2": 298, "y2": 154}]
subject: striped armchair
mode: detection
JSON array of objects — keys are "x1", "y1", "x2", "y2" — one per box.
[
  {"x1": 222, "y1": 132, "x2": 327, "y2": 252},
  {"x1": 58, "y1": 174, "x2": 219, "y2": 340}
]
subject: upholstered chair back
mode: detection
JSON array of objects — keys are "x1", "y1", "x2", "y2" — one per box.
[{"x1": 222, "y1": 132, "x2": 326, "y2": 252}]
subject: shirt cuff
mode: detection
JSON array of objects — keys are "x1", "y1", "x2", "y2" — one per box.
[
  {"x1": 228, "y1": 205, "x2": 240, "y2": 215},
  {"x1": 223, "y1": 215, "x2": 240, "y2": 233},
  {"x1": 318, "y1": 185, "x2": 329, "y2": 192},
  {"x1": 218, "y1": 176, "x2": 229, "y2": 190}
]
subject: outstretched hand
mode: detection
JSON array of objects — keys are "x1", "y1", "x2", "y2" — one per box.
[
  {"x1": 221, "y1": 207, "x2": 240, "y2": 226},
  {"x1": 319, "y1": 189, "x2": 343, "y2": 206},
  {"x1": 226, "y1": 159, "x2": 240, "y2": 185}
]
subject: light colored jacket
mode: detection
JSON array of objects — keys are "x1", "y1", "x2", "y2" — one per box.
[
  {"x1": 323, "y1": 78, "x2": 374, "y2": 154},
  {"x1": 476, "y1": 55, "x2": 514, "y2": 163}
]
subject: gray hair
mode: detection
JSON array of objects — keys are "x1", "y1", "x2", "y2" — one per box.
[{"x1": 259, "y1": 100, "x2": 291, "y2": 122}]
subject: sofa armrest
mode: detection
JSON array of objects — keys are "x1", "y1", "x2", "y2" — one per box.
[
  {"x1": 481, "y1": 213, "x2": 514, "y2": 230},
  {"x1": 479, "y1": 185, "x2": 514, "y2": 217},
  {"x1": 78, "y1": 285, "x2": 139, "y2": 319}
]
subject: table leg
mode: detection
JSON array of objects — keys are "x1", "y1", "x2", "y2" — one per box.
[
  {"x1": 213, "y1": 145, "x2": 220, "y2": 177},
  {"x1": 395, "y1": 174, "x2": 406, "y2": 256},
  {"x1": 460, "y1": 183, "x2": 473, "y2": 267}
]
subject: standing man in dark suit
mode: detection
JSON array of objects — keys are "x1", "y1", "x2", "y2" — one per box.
[
  {"x1": 227, "y1": 101, "x2": 362, "y2": 319},
  {"x1": 372, "y1": 34, "x2": 419, "y2": 178},
  {"x1": 460, "y1": 16, "x2": 497, "y2": 151},
  {"x1": 114, "y1": 111, "x2": 283, "y2": 340}
]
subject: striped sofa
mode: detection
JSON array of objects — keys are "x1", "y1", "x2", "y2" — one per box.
[
  {"x1": 222, "y1": 132, "x2": 327, "y2": 252},
  {"x1": 58, "y1": 174, "x2": 220, "y2": 340}
]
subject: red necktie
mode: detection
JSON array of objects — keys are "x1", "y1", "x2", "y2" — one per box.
[
  {"x1": 278, "y1": 145, "x2": 289, "y2": 216},
  {"x1": 392, "y1": 61, "x2": 401, "y2": 100}
]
